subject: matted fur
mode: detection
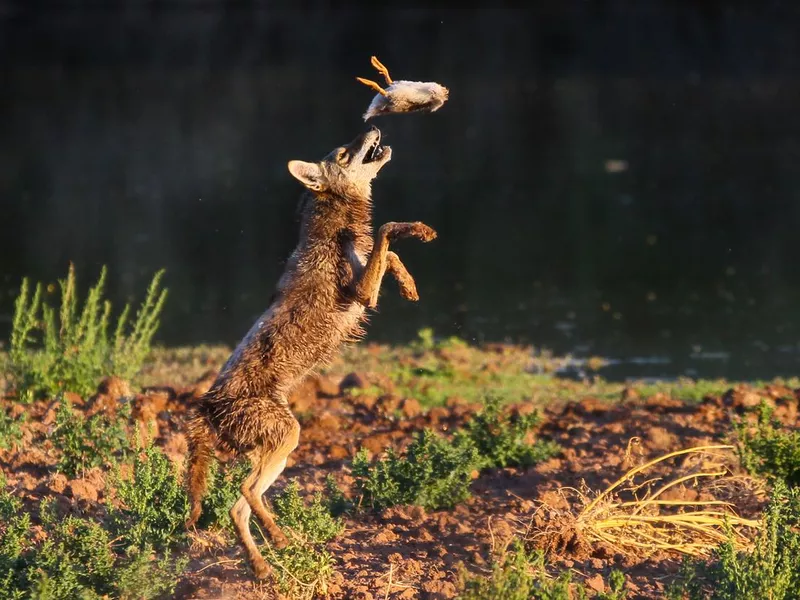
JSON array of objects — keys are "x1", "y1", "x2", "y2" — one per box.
[{"x1": 183, "y1": 126, "x2": 436, "y2": 579}]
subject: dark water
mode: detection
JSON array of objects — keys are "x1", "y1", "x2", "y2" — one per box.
[{"x1": 2, "y1": 4, "x2": 800, "y2": 381}]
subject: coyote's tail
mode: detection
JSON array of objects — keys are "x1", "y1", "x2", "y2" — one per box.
[{"x1": 184, "y1": 404, "x2": 216, "y2": 528}]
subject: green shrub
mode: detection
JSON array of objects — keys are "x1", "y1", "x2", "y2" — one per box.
[
  {"x1": 0, "y1": 407, "x2": 23, "y2": 451},
  {"x1": 272, "y1": 480, "x2": 344, "y2": 544},
  {"x1": 261, "y1": 480, "x2": 343, "y2": 600},
  {"x1": 667, "y1": 481, "x2": 800, "y2": 599},
  {"x1": 0, "y1": 473, "x2": 31, "y2": 600},
  {"x1": 323, "y1": 473, "x2": 351, "y2": 517},
  {"x1": 459, "y1": 539, "x2": 627, "y2": 600},
  {"x1": 458, "y1": 396, "x2": 561, "y2": 469},
  {"x1": 108, "y1": 443, "x2": 189, "y2": 551},
  {"x1": 0, "y1": 468, "x2": 187, "y2": 600},
  {"x1": 8, "y1": 263, "x2": 167, "y2": 399},
  {"x1": 262, "y1": 542, "x2": 336, "y2": 600},
  {"x1": 736, "y1": 401, "x2": 800, "y2": 487},
  {"x1": 196, "y1": 459, "x2": 250, "y2": 531},
  {"x1": 50, "y1": 395, "x2": 130, "y2": 477},
  {"x1": 352, "y1": 428, "x2": 481, "y2": 511},
  {"x1": 113, "y1": 546, "x2": 188, "y2": 600},
  {"x1": 28, "y1": 502, "x2": 116, "y2": 599}
]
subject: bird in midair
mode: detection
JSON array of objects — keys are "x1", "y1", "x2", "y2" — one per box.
[{"x1": 356, "y1": 56, "x2": 450, "y2": 121}]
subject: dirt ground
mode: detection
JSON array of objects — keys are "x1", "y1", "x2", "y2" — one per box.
[{"x1": 2, "y1": 342, "x2": 796, "y2": 599}]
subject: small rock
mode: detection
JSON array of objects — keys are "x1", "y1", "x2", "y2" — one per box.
[
  {"x1": 646, "y1": 426, "x2": 677, "y2": 452},
  {"x1": 470, "y1": 551, "x2": 485, "y2": 565},
  {"x1": 399, "y1": 398, "x2": 422, "y2": 419},
  {"x1": 371, "y1": 528, "x2": 399, "y2": 544},
  {"x1": 421, "y1": 579, "x2": 457, "y2": 599},
  {"x1": 621, "y1": 387, "x2": 639, "y2": 402},
  {"x1": 63, "y1": 391, "x2": 83, "y2": 407},
  {"x1": 585, "y1": 573, "x2": 606, "y2": 594},
  {"x1": 315, "y1": 375, "x2": 341, "y2": 398},
  {"x1": 67, "y1": 479, "x2": 99, "y2": 504},
  {"x1": 353, "y1": 394, "x2": 378, "y2": 411},
  {"x1": 377, "y1": 394, "x2": 401, "y2": 414},
  {"x1": 328, "y1": 445, "x2": 350, "y2": 460},
  {"x1": 134, "y1": 391, "x2": 170, "y2": 422},
  {"x1": 427, "y1": 406, "x2": 449, "y2": 424},
  {"x1": 317, "y1": 413, "x2": 342, "y2": 431},
  {"x1": 339, "y1": 372, "x2": 367, "y2": 393},
  {"x1": 8, "y1": 403, "x2": 26, "y2": 419},
  {"x1": 362, "y1": 433, "x2": 392, "y2": 455},
  {"x1": 726, "y1": 387, "x2": 769, "y2": 410},
  {"x1": 97, "y1": 376, "x2": 132, "y2": 401},
  {"x1": 49, "y1": 473, "x2": 68, "y2": 494}
]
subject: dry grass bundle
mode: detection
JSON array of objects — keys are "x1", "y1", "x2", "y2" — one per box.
[{"x1": 528, "y1": 444, "x2": 761, "y2": 560}]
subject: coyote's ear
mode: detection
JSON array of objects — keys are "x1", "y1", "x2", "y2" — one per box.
[{"x1": 288, "y1": 160, "x2": 325, "y2": 191}]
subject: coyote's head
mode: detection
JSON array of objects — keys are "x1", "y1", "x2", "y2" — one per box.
[{"x1": 288, "y1": 126, "x2": 392, "y2": 200}]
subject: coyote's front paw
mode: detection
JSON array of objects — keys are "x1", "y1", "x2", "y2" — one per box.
[
  {"x1": 410, "y1": 222, "x2": 437, "y2": 242},
  {"x1": 382, "y1": 221, "x2": 438, "y2": 243},
  {"x1": 399, "y1": 281, "x2": 419, "y2": 302}
]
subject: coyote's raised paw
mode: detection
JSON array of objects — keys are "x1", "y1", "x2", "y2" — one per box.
[{"x1": 382, "y1": 221, "x2": 437, "y2": 243}]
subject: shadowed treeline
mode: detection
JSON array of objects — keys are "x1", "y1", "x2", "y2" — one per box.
[{"x1": 1, "y1": 3, "x2": 800, "y2": 379}]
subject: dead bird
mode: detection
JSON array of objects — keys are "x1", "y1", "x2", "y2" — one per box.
[{"x1": 356, "y1": 55, "x2": 449, "y2": 121}]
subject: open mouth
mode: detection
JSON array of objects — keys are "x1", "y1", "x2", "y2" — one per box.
[{"x1": 363, "y1": 132, "x2": 387, "y2": 163}]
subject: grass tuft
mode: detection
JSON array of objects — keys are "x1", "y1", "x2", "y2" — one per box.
[{"x1": 7, "y1": 264, "x2": 167, "y2": 400}]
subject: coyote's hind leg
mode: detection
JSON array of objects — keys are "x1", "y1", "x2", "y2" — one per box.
[
  {"x1": 230, "y1": 482, "x2": 271, "y2": 579},
  {"x1": 243, "y1": 412, "x2": 300, "y2": 550},
  {"x1": 229, "y1": 401, "x2": 301, "y2": 580}
]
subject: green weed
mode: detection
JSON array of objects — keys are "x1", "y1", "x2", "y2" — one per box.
[
  {"x1": 458, "y1": 538, "x2": 627, "y2": 599},
  {"x1": 7, "y1": 263, "x2": 167, "y2": 399},
  {"x1": 272, "y1": 480, "x2": 344, "y2": 544},
  {"x1": 735, "y1": 401, "x2": 800, "y2": 487},
  {"x1": 667, "y1": 481, "x2": 800, "y2": 599},
  {"x1": 262, "y1": 479, "x2": 343, "y2": 600},
  {"x1": 0, "y1": 470, "x2": 186, "y2": 600},
  {"x1": 28, "y1": 502, "x2": 117, "y2": 599},
  {"x1": 457, "y1": 396, "x2": 561, "y2": 469},
  {"x1": 323, "y1": 473, "x2": 351, "y2": 517},
  {"x1": 635, "y1": 378, "x2": 732, "y2": 404},
  {"x1": 0, "y1": 407, "x2": 23, "y2": 451},
  {"x1": 352, "y1": 428, "x2": 481, "y2": 511},
  {"x1": 0, "y1": 473, "x2": 31, "y2": 600},
  {"x1": 197, "y1": 459, "x2": 250, "y2": 531},
  {"x1": 108, "y1": 442, "x2": 189, "y2": 551},
  {"x1": 351, "y1": 398, "x2": 560, "y2": 512},
  {"x1": 112, "y1": 546, "x2": 188, "y2": 600},
  {"x1": 50, "y1": 395, "x2": 130, "y2": 477}
]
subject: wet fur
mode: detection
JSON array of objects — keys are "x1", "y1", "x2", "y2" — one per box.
[{"x1": 183, "y1": 127, "x2": 436, "y2": 579}]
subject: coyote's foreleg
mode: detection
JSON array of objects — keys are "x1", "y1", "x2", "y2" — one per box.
[
  {"x1": 354, "y1": 221, "x2": 436, "y2": 308},
  {"x1": 386, "y1": 251, "x2": 419, "y2": 302}
]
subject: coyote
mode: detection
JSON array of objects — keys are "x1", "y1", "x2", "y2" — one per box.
[{"x1": 184, "y1": 126, "x2": 437, "y2": 579}]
